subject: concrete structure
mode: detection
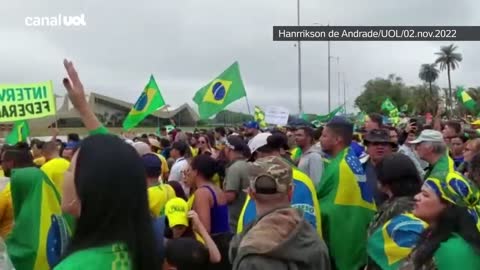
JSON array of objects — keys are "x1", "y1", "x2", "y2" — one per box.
[{"x1": 2, "y1": 92, "x2": 199, "y2": 133}]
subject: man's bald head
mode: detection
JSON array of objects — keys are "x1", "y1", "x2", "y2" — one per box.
[{"x1": 42, "y1": 141, "x2": 60, "y2": 160}]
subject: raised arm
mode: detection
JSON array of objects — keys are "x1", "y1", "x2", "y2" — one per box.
[{"x1": 62, "y1": 59, "x2": 106, "y2": 133}]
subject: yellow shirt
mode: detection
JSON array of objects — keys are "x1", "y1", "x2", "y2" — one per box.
[
  {"x1": 148, "y1": 184, "x2": 176, "y2": 217},
  {"x1": 154, "y1": 153, "x2": 169, "y2": 181},
  {"x1": 0, "y1": 169, "x2": 3, "y2": 177},
  {"x1": 0, "y1": 183, "x2": 13, "y2": 237},
  {"x1": 33, "y1": 156, "x2": 46, "y2": 167},
  {"x1": 41, "y1": 158, "x2": 70, "y2": 194},
  {"x1": 190, "y1": 147, "x2": 199, "y2": 157}
]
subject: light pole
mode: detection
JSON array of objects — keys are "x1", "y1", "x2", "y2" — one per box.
[
  {"x1": 343, "y1": 72, "x2": 347, "y2": 114},
  {"x1": 296, "y1": 0, "x2": 303, "y2": 114}
]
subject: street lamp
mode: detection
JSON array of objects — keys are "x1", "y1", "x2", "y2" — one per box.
[{"x1": 296, "y1": 0, "x2": 302, "y2": 114}]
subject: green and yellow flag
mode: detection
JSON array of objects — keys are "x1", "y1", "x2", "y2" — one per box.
[
  {"x1": 456, "y1": 86, "x2": 477, "y2": 111},
  {"x1": 5, "y1": 120, "x2": 30, "y2": 145},
  {"x1": 381, "y1": 98, "x2": 400, "y2": 126},
  {"x1": 316, "y1": 105, "x2": 345, "y2": 123},
  {"x1": 317, "y1": 147, "x2": 376, "y2": 270},
  {"x1": 367, "y1": 213, "x2": 427, "y2": 270},
  {"x1": 123, "y1": 75, "x2": 166, "y2": 130},
  {"x1": 254, "y1": 106, "x2": 267, "y2": 128},
  {"x1": 6, "y1": 167, "x2": 64, "y2": 270},
  {"x1": 193, "y1": 62, "x2": 247, "y2": 119}
]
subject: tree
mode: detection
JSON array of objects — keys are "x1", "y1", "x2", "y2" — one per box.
[
  {"x1": 354, "y1": 74, "x2": 409, "y2": 113},
  {"x1": 407, "y1": 84, "x2": 441, "y2": 115},
  {"x1": 418, "y1": 63, "x2": 439, "y2": 96},
  {"x1": 435, "y1": 44, "x2": 463, "y2": 114}
]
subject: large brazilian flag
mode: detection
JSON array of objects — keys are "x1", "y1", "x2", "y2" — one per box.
[
  {"x1": 6, "y1": 167, "x2": 64, "y2": 270},
  {"x1": 193, "y1": 62, "x2": 246, "y2": 119},
  {"x1": 237, "y1": 168, "x2": 322, "y2": 238},
  {"x1": 367, "y1": 213, "x2": 427, "y2": 270},
  {"x1": 317, "y1": 147, "x2": 376, "y2": 270}
]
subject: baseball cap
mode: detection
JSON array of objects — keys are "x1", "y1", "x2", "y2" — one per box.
[
  {"x1": 226, "y1": 135, "x2": 249, "y2": 152},
  {"x1": 248, "y1": 132, "x2": 272, "y2": 153},
  {"x1": 243, "y1": 120, "x2": 260, "y2": 129},
  {"x1": 142, "y1": 153, "x2": 161, "y2": 169},
  {"x1": 409, "y1": 129, "x2": 444, "y2": 144},
  {"x1": 248, "y1": 156, "x2": 293, "y2": 194},
  {"x1": 363, "y1": 129, "x2": 396, "y2": 146},
  {"x1": 132, "y1": 142, "x2": 151, "y2": 156},
  {"x1": 148, "y1": 138, "x2": 161, "y2": 149},
  {"x1": 165, "y1": 198, "x2": 189, "y2": 227}
]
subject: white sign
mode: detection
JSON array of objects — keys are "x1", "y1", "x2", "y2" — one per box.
[{"x1": 264, "y1": 106, "x2": 289, "y2": 126}]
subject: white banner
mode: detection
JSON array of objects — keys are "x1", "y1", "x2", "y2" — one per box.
[{"x1": 264, "y1": 106, "x2": 289, "y2": 126}]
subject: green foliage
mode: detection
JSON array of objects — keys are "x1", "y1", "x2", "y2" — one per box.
[{"x1": 354, "y1": 74, "x2": 409, "y2": 113}]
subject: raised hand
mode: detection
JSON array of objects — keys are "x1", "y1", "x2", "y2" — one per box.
[{"x1": 63, "y1": 59, "x2": 89, "y2": 112}]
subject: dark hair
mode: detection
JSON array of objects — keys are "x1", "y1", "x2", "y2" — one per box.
[
  {"x1": 171, "y1": 141, "x2": 189, "y2": 157},
  {"x1": 413, "y1": 204, "x2": 480, "y2": 268},
  {"x1": 297, "y1": 126, "x2": 315, "y2": 143},
  {"x1": 2, "y1": 143, "x2": 34, "y2": 168},
  {"x1": 165, "y1": 238, "x2": 209, "y2": 270},
  {"x1": 42, "y1": 141, "x2": 59, "y2": 156},
  {"x1": 160, "y1": 138, "x2": 170, "y2": 148},
  {"x1": 30, "y1": 139, "x2": 44, "y2": 149},
  {"x1": 215, "y1": 127, "x2": 226, "y2": 137},
  {"x1": 190, "y1": 154, "x2": 220, "y2": 180},
  {"x1": 376, "y1": 153, "x2": 422, "y2": 197},
  {"x1": 452, "y1": 134, "x2": 468, "y2": 143},
  {"x1": 326, "y1": 122, "x2": 353, "y2": 146},
  {"x1": 167, "y1": 181, "x2": 187, "y2": 201},
  {"x1": 63, "y1": 134, "x2": 160, "y2": 269},
  {"x1": 445, "y1": 120, "x2": 462, "y2": 135},
  {"x1": 313, "y1": 127, "x2": 324, "y2": 141},
  {"x1": 226, "y1": 135, "x2": 251, "y2": 157},
  {"x1": 256, "y1": 133, "x2": 287, "y2": 154},
  {"x1": 163, "y1": 216, "x2": 196, "y2": 239},
  {"x1": 368, "y1": 113, "x2": 383, "y2": 128},
  {"x1": 206, "y1": 132, "x2": 216, "y2": 148},
  {"x1": 68, "y1": 133, "x2": 80, "y2": 142}
]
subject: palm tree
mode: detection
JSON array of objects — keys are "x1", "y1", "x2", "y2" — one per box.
[
  {"x1": 435, "y1": 44, "x2": 463, "y2": 114},
  {"x1": 419, "y1": 63, "x2": 439, "y2": 96}
]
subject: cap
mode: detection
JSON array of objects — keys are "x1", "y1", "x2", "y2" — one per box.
[
  {"x1": 226, "y1": 135, "x2": 249, "y2": 152},
  {"x1": 243, "y1": 120, "x2": 260, "y2": 129},
  {"x1": 165, "y1": 198, "x2": 189, "y2": 227},
  {"x1": 65, "y1": 141, "x2": 80, "y2": 150},
  {"x1": 471, "y1": 119, "x2": 480, "y2": 126},
  {"x1": 248, "y1": 156, "x2": 292, "y2": 194},
  {"x1": 148, "y1": 138, "x2": 161, "y2": 149},
  {"x1": 132, "y1": 142, "x2": 151, "y2": 156},
  {"x1": 142, "y1": 153, "x2": 161, "y2": 169},
  {"x1": 409, "y1": 129, "x2": 444, "y2": 144},
  {"x1": 248, "y1": 132, "x2": 272, "y2": 153},
  {"x1": 364, "y1": 129, "x2": 395, "y2": 145}
]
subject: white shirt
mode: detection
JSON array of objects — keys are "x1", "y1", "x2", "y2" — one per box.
[{"x1": 168, "y1": 157, "x2": 188, "y2": 182}]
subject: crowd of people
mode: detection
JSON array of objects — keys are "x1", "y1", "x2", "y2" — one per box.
[{"x1": 0, "y1": 59, "x2": 480, "y2": 270}]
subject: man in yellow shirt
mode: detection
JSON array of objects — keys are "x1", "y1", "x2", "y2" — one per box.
[
  {"x1": 148, "y1": 138, "x2": 169, "y2": 181},
  {"x1": 30, "y1": 139, "x2": 46, "y2": 167},
  {"x1": 0, "y1": 144, "x2": 35, "y2": 237},
  {"x1": 40, "y1": 141, "x2": 70, "y2": 194},
  {"x1": 142, "y1": 153, "x2": 176, "y2": 217}
]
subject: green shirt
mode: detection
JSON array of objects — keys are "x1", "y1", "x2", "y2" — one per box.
[{"x1": 54, "y1": 244, "x2": 131, "y2": 270}]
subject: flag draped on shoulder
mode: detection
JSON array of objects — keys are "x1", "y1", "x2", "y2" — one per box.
[
  {"x1": 193, "y1": 62, "x2": 247, "y2": 119},
  {"x1": 317, "y1": 147, "x2": 376, "y2": 270},
  {"x1": 456, "y1": 86, "x2": 477, "y2": 111},
  {"x1": 122, "y1": 75, "x2": 166, "y2": 130},
  {"x1": 6, "y1": 167, "x2": 64, "y2": 270},
  {"x1": 5, "y1": 120, "x2": 30, "y2": 145},
  {"x1": 367, "y1": 213, "x2": 427, "y2": 270}
]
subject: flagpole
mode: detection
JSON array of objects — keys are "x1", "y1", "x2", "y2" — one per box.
[{"x1": 245, "y1": 96, "x2": 252, "y2": 115}]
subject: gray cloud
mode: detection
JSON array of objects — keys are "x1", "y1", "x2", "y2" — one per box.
[{"x1": 1, "y1": 0, "x2": 479, "y2": 116}]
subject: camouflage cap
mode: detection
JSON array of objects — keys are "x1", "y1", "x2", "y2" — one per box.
[{"x1": 248, "y1": 156, "x2": 293, "y2": 194}]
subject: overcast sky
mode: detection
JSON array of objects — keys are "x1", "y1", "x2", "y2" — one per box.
[{"x1": 0, "y1": 0, "x2": 478, "y2": 116}]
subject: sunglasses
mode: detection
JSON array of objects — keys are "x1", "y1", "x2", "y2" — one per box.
[{"x1": 199, "y1": 141, "x2": 206, "y2": 144}]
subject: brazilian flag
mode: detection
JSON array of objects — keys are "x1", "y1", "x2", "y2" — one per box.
[
  {"x1": 122, "y1": 75, "x2": 166, "y2": 130},
  {"x1": 456, "y1": 86, "x2": 477, "y2": 112},
  {"x1": 6, "y1": 167, "x2": 65, "y2": 270},
  {"x1": 6, "y1": 120, "x2": 30, "y2": 145},
  {"x1": 367, "y1": 213, "x2": 427, "y2": 270},
  {"x1": 193, "y1": 62, "x2": 247, "y2": 119}
]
